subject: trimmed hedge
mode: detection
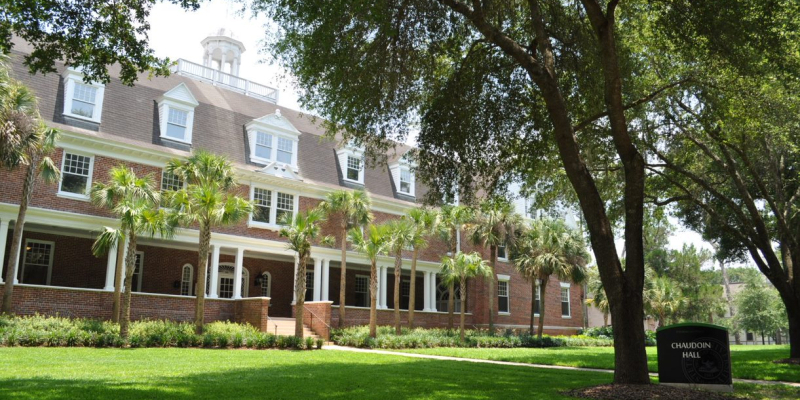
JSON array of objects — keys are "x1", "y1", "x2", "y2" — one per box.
[
  {"x1": 578, "y1": 326, "x2": 657, "y2": 346},
  {"x1": 331, "y1": 326, "x2": 615, "y2": 349},
  {"x1": 0, "y1": 315, "x2": 323, "y2": 349}
]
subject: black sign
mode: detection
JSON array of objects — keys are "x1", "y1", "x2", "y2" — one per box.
[{"x1": 656, "y1": 323, "x2": 732, "y2": 389}]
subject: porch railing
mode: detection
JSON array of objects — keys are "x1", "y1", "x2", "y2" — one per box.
[
  {"x1": 171, "y1": 59, "x2": 279, "y2": 104},
  {"x1": 303, "y1": 305, "x2": 331, "y2": 334}
]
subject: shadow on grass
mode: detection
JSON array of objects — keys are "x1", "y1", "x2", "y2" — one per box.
[{"x1": 0, "y1": 351, "x2": 611, "y2": 400}]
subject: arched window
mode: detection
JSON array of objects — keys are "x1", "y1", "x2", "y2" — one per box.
[
  {"x1": 218, "y1": 264, "x2": 249, "y2": 298},
  {"x1": 260, "y1": 272, "x2": 271, "y2": 297},
  {"x1": 180, "y1": 264, "x2": 194, "y2": 296}
]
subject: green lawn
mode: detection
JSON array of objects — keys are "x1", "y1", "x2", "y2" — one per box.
[
  {"x1": 394, "y1": 345, "x2": 799, "y2": 382},
  {"x1": 1, "y1": 347, "x2": 798, "y2": 400}
]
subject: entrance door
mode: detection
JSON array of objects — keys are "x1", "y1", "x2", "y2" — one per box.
[{"x1": 217, "y1": 264, "x2": 248, "y2": 298}]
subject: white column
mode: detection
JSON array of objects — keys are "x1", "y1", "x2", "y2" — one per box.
[
  {"x1": 232, "y1": 58, "x2": 240, "y2": 76},
  {"x1": 233, "y1": 248, "x2": 244, "y2": 299},
  {"x1": 292, "y1": 255, "x2": 299, "y2": 304},
  {"x1": 208, "y1": 245, "x2": 220, "y2": 298},
  {"x1": 422, "y1": 271, "x2": 431, "y2": 312},
  {"x1": 313, "y1": 258, "x2": 322, "y2": 301},
  {"x1": 103, "y1": 242, "x2": 118, "y2": 291},
  {"x1": 322, "y1": 259, "x2": 330, "y2": 301},
  {"x1": 0, "y1": 219, "x2": 9, "y2": 284},
  {"x1": 220, "y1": 53, "x2": 227, "y2": 73},
  {"x1": 12, "y1": 233, "x2": 23, "y2": 284},
  {"x1": 380, "y1": 265, "x2": 388, "y2": 309},
  {"x1": 430, "y1": 273, "x2": 438, "y2": 312}
]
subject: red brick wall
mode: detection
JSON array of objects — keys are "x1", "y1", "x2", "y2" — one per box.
[
  {"x1": 293, "y1": 301, "x2": 332, "y2": 340},
  {"x1": 234, "y1": 297, "x2": 270, "y2": 332},
  {"x1": 330, "y1": 306, "x2": 473, "y2": 329}
]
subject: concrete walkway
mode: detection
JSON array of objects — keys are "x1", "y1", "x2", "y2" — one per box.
[{"x1": 324, "y1": 345, "x2": 800, "y2": 388}]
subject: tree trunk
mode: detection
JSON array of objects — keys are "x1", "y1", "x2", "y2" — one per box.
[
  {"x1": 369, "y1": 260, "x2": 378, "y2": 338},
  {"x1": 538, "y1": 277, "x2": 549, "y2": 339},
  {"x1": 295, "y1": 254, "x2": 307, "y2": 339},
  {"x1": 338, "y1": 226, "x2": 347, "y2": 328},
  {"x1": 460, "y1": 277, "x2": 467, "y2": 342},
  {"x1": 787, "y1": 302, "x2": 800, "y2": 359},
  {"x1": 488, "y1": 245, "x2": 496, "y2": 335},
  {"x1": 112, "y1": 240, "x2": 125, "y2": 323},
  {"x1": 718, "y1": 256, "x2": 740, "y2": 344},
  {"x1": 194, "y1": 223, "x2": 211, "y2": 335},
  {"x1": 761, "y1": 331, "x2": 765, "y2": 345},
  {"x1": 408, "y1": 247, "x2": 419, "y2": 328},
  {"x1": 447, "y1": 228, "x2": 456, "y2": 329},
  {"x1": 603, "y1": 312, "x2": 609, "y2": 327},
  {"x1": 1, "y1": 161, "x2": 37, "y2": 314},
  {"x1": 119, "y1": 232, "x2": 138, "y2": 339},
  {"x1": 530, "y1": 280, "x2": 536, "y2": 335},
  {"x1": 393, "y1": 251, "x2": 402, "y2": 335}
]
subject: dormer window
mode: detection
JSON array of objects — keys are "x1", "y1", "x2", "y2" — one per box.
[
  {"x1": 346, "y1": 155, "x2": 363, "y2": 182},
  {"x1": 400, "y1": 168, "x2": 412, "y2": 194},
  {"x1": 158, "y1": 83, "x2": 199, "y2": 145},
  {"x1": 338, "y1": 140, "x2": 365, "y2": 185},
  {"x1": 390, "y1": 151, "x2": 416, "y2": 196},
  {"x1": 246, "y1": 112, "x2": 301, "y2": 171},
  {"x1": 62, "y1": 69, "x2": 105, "y2": 123}
]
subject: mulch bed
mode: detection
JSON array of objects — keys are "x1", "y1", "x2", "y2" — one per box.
[
  {"x1": 566, "y1": 384, "x2": 737, "y2": 400},
  {"x1": 773, "y1": 358, "x2": 800, "y2": 365}
]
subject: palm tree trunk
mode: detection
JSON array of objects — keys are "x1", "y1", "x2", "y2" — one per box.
[
  {"x1": 488, "y1": 245, "x2": 496, "y2": 335},
  {"x1": 538, "y1": 277, "x2": 549, "y2": 339},
  {"x1": 338, "y1": 225, "x2": 347, "y2": 328},
  {"x1": 603, "y1": 312, "x2": 609, "y2": 327},
  {"x1": 408, "y1": 247, "x2": 419, "y2": 328},
  {"x1": 112, "y1": 241, "x2": 125, "y2": 322},
  {"x1": 530, "y1": 281, "x2": 536, "y2": 335},
  {"x1": 2, "y1": 161, "x2": 37, "y2": 313},
  {"x1": 369, "y1": 260, "x2": 378, "y2": 338},
  {"x1": 393, "y1": 252, "x2": 402, "y2": 335},
  {"x1": 295, "y1": 254, "x2": 307, "y2": 338},
  {"x1": 119, "y1": 232, "x2": 138, "y2": 339},
  {"x1": 460, "y1": 277, "x2": 467, "y2": 342},
  {"x1": 194, "y1": 223, "x2": 211, "y2": 334}
]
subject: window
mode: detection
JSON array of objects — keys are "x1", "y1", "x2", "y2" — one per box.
[
  {"x1": 497, "y1": 244, "x2": 507, "y2": 260},
  {"x1": 276, "y1": 193, "x2": 294, "y2": 223},
  {"x1": 498, "y1": 280, "x2": 510, "y2": 314},
  {"x1": 180, "y1": 264, "x2": 194, "y2": 296},
  {"x1": 217, "y1": 264, "x2": 248, "y2": 299},
  {"x1": 346, "y1": 155, "x2": 362, "y2": 182},
  {"x1": 561, "y1": 284, "x2": 571, "y2": 317},
  {"x1": 260, "y1": 272, "x2": 271, "y2": 297},
  {"x1": 21, "y1": 239, "x2": 54, "y2": 285},
  {"x1": 255, "y1": 132, "x2": 273, "y2": 160},
  {"x1": 401, "y1": 279, "x2": 410, "y2": 310},
  {"x1": 277, "y1": 137, "x2": 293, "y2": 164},
  {"x1": 166, "y1": 108, "x2": 189, "y2": 140},
  {"x1": 131, "y1": 252, "x2": 144, "y2": 292},
  {"x1": 59, "y1": 152, "x2": 93, "y2": 198},
  {"x1": 746, "y1": 332, "x2": 754, "y2": 341},
  {"x1": 62, "y1": 69, "x2": 105, "y2": 123},
  {"x1": 252, "y1": 188, "x2": 272, "y2": 223},
  {"x1": 534, "y1": 282, "x2": 541, "y2": 315},
  {"x1": 355, "y1": 275, "x2": 368, "y2": 307},
  {"x1": 305, "y1": 271, "x2": 314, "y2": 302},
  {"x1": 161, "y1": 171, "x2": 184, "y2": 192},
  {"x1": 399, "y1": 168, "x2": 412, "y2": 194}
]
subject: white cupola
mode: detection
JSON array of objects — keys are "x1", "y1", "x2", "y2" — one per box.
[{"x1": 201, "y1": 28, "x2": 246, "y2": 77}]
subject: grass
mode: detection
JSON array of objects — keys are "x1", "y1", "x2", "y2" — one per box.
[
  {"x1": 394, "y1": 345, "x2": 800, "y2": 382},
  {"x1": 0, "y1": 348, "x2": 798, "y2": 399}
]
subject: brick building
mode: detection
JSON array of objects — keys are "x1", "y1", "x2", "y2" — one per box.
[{"x1": 0, "y1": 31, "x2": 584, "y2": 337}]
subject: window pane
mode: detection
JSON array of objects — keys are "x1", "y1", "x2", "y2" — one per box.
[
  {"x1": 561, "y1": 287, "x2": 570, "y2": 316},
  {"x1": 255, "y1": 144, "x2": 271, "y2": 159},
  {"x1": 305, "y1": 272, "x2": 314, "y2": 301},
  {"x1": 534, "y1": 285, "x2": 541, "y2": 314},
  {"x1": 252, "y1": 188, "x2": 271, "y2": 223},
  {"x1": 260, "y1": 273, "x2": 270, "y2": 297},
  {"x1": 22, "y1": 241, "x2": 53, "y2": 285},
  {"x1": 168, "y1": 108, "x2": 188, "y2": 126},
  {"x1": 276, "y1": 192, "x2": 294, "y2": 223},
  {"x1": 132, "y1": 253, "x2": 143, "y2": 293},
  {"x1": 63, "y1": 153, "x2": 91, "y2": 176},
  {"x1": 355, "y1": 276, "x2": 368, "y2": 307},
  {"x1": 346, "y1": 156, "x2": 361, "y2": 181},
  {"x1": 71, "y1": 100, "x2": 95, "y2": 118},
  {"x1": 219, "y1": 277, "x2": 234, "y2": 299},
  {"x1": 61, "y1": 174, "x2": 88, "y2": 195},
  {"x1": 498, "y1": 281, "x2": 509, "y2": 313},
  {"x1": 73, "y1": 83, "x2": 97, "y2": 103},
  {"x1": 166, "y1": 123, "x2": 186, "y2": 139},
  {"x1": 161, "y1": 171, "x2": 183, "y2": 192},
  {"x1": 277, "y1": 137, "x2": 292, "y2": 163},
  {"x1": 497, "y1": 245, "x2": 506, "y2": 259},
  {"x1": 499, "y1": 297, "x2": 509, "y2": 313},
  {"x1": 400, "y1": 169, "x2": 412, "y2": 193},
  {"x1": 255, "y1": 132, "x2": 272, "y2": 159},
  {"x1": 181, "y1": 265, "x2": 192, "y2": 296}
]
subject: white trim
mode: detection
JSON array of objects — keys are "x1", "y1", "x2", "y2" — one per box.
[
  {"x1": 180, "y1": 263, "x2": 194, "y2": 296},
  {"x1": 21, "y1": 239, "x2": 55, "y2": 285},
  {"x1": 58, "y1": 150, "x2": 94, "y2": 200},
  {"x1": 158, "y1": 84, "x2": 198, "y2": 145},
  {"x1": 247, "y1": 183, "x2": 299, "y2": 230},
  {"x1": 131, "y1": 251, "x2": 144, "y2": 292},
  {"x1": 259, "y1": 271, "x2": 272, "y2": 297},
  {"x1": 497, "y1": 279, "x2": 510, "y2": 314},
  {"x1": 217, "y1": 262, "x2": 249, "y2": 298},
  {"x1": 62, "y1": 69, "x2": 105, "y2": 123},
  {"x1": 496, "y1": 274, "x2": 510, "y2": 282},
  {"x1": 560, "y1": 284, "x2": 571, "y2": 318},
  {"x1": 338, "y1": 146, "x2": 365, "y2": 185},
  {"x1": 246, "y1": 113, "x2": 301, "y2": 171}
]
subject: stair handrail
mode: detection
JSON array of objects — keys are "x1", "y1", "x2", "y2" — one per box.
[
  {"x1": 266, "y1": 316, "x2": 279, "y2": 336},
  {"x1": 303, "y1": 305, "x2": 331, "y2": 331}
]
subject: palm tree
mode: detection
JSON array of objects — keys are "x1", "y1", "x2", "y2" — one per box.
[
  {"x1": 438, "y1": 204, "x2": 473, "y2": 328},
  {"x1": 317, "y1": 189, "x2": 373, "y2": 328},
  {"x1": 91, "y1": 166, "x2": 176, "y2": 338},
  {"x1": 645, "y1": 275, "x2": 684, "y2": 328},
  {"x1": 514, "y1": 218, "x2": 589, "y2": 338},
  {"x1": 385, "y1": 218, "x2": 414, "y2": 334},
  {"x1": 0, "y1": 73, "x2": 60, "y2": 314},
  {"x1": 164, "y1": 150, "x2": 253, "y2": 334},
  {"x1": 584, "y1": 267, "x2": 610, "y2": 327},
  {"x1": 441, "y1": 252, "x2": 492, "y2": 341},
  {"x1": 469, "y1": 198, "x2": 522, "y2": 334},
  {"x1": 348, "y1": 224, "x2": 391, "y2": 338},
  {"x1": 403, "y1": 207, "x2": 438, "y2": 327},
  {"x1": 279, "y1": 210, "x2": 335, "y2": 338}
]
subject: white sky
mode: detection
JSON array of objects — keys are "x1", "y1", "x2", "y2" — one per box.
[{"x1": 147, "y1": 0, "x2": 722, "y2": 266}]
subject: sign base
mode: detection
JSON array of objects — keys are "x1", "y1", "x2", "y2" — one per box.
[{"x1": 661, "y1": 382, "x2": 733, "y2": 393}]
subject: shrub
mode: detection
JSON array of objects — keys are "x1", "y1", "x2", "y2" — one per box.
[{"x1": 316, "y1": 338, "x2": 324, "y2": 349}]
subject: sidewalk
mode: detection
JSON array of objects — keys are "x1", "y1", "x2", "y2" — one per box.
[{"x1": 324, "y1": 345, "x2": 800, "y2": 388}]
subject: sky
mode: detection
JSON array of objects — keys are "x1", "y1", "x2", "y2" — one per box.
[{"x1": 147, "y1": 0, "x2": 718, "y2": 263}]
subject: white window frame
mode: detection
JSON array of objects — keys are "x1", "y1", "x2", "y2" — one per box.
[
  {"x1": 180, "y1": 264, "x2": 194, "y2": 296},
  {"x1": 247, "y1": 184, "x2": 299, "y2": 230},
  {"x1": 497, "y1": 244, "x2": 508, "y2": 262},
  {"x1": 58, "y1": 151, "x2": 94, "y2": 201},
  {"x1": 345, "y1": 155, "x2": 363, "y2": 183},
  {"x1": 337, "y1": 141, "x2": 365, "y2": 185},
  {"x1": 260, "y1": 272, "x2": 272, "y2": 297},
  {"x1": 62, "y1": 69, "x2": 105, "y2": 123},
  {"x1": 534, "y1": 280, "x2": 541, "y2": 317},
  {"x1": 159, "y1": 101, "x2": 195, "y2": 144},
  {"x1": 217, "y1": 263, "x2": 249, "y2": 298},
  {"x1": 245, "y1": 117, "x2": 300, "y2": 169},
  {"x1": 497, "y1": 274, "x2": 510, "y2": 315},
  {"x1": 21, "y1": 239, "x2": 55, "y2": 285},
  {"x1": 560, "y1": 282, "x2": 571, "y2": 318},
  {"x1": 354, "y1": 274, "x2": 369, "y2": 307},
  {"x1": 399, "y1": 167, "x2": 414, "y2": 195}
]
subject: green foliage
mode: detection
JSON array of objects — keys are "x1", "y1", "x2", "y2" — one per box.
[
  {"x1": 0, "y1": 315, "x2": 318, "y2": 350},
  {"x1": 579, "y1": 326, "x2": 657, "y2": 347},
  {"x1": 330, "y1": 326, "x2": 615, "y2": 349},
  {"x1": 0, "y1": 0, "x2": 202, "y2": 85},
  {"x1": 733, "y1": 278, "x2": 788, "y2": 337}
]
